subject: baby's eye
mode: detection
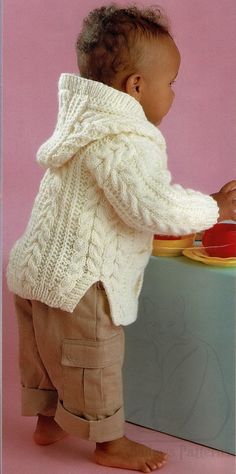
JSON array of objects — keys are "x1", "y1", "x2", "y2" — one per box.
[{"x1": 170, "y1": 80, "x2": 176, "y2": 86}]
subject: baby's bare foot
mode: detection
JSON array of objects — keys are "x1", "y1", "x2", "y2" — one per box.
[
  {"x1": 95, "y1": 436, "x2": 168, "y2": 472},
  {"x1": 33, "y1": 414, "x2": 68, "y2": 445}
]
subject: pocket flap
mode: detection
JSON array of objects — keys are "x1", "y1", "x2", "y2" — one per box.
[{"x1": 61, "y1": 334, "x2": 123, "y2": 368}]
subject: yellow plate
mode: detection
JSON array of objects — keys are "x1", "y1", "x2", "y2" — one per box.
[
  {"x1": 152, "y1": 235, "x2": 195, "y2": 257},
  {"x1": 183, "y1": 247, "x2": 236, "y2": 267}
]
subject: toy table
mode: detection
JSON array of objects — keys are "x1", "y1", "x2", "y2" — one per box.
[{"x1": 123, "y1": 255, "x2": 236, "y2": 454}]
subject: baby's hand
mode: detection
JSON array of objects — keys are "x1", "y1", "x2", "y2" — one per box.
[{"x1": 211, "y1": 180, "x2": 236, "y2": 221}]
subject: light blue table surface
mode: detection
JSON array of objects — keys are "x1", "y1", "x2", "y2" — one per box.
[{"x1": 123, "y1": 255, "x2": 236, "y2": 454}]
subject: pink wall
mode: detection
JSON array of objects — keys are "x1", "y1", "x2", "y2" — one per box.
[
  {"x1": 2, "y1": 2, "x2": 236, "y2": 468},
  {"x1": 2, "y1": 0, "x2": 236, "y2": 386},
  {"x1": 3, "y1": 0, "x2": 236, "y2": 256}
]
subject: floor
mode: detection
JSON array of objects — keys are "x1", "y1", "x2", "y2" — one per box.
[{"x1": 3, "y1": 383, "x2": 235, "y2": 474}]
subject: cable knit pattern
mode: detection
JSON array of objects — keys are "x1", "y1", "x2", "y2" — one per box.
[{"x1": 6, "y1": 73, "x2": 219, "y2": 325}]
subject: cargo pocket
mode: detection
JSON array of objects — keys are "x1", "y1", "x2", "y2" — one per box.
[{"x1": 61, "y1": 333, "x2": 124, "y2": 416}]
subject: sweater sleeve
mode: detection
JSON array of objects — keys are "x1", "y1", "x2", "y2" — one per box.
[{"x1": 84, "y1": 133, "x2": 219, "y2": 235}]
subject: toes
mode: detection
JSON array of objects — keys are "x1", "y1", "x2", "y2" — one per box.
[
  {"x1": 145, "y1": 459, "x2": 167, "y2": 471},
  {"x1": 161, "y1": 452, "x2": 168, "y2": 460},
  {"x1": 157, "y1": 459, "x2": 167, "y2": 469},
  {"x1": 151, "y1": 460, "x2": 167, "y2": 470},
  {"x1": 142, "y1": 467, "x2": 151, "y2": 473},
  {"x1": 146, "y1": 462, "x2": 158, "y2": 471}
]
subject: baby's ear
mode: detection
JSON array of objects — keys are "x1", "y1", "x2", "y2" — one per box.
[{"x1": 125, "y1": 73, "x2": 142, "y2": 101}]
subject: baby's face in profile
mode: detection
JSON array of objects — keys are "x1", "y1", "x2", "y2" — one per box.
[
  {"x1": 139, "y1": 35, "x2": 181, "y2": 125},
  {"x1": 122, "y1": 35, "x2": 181, "y2": 126}
]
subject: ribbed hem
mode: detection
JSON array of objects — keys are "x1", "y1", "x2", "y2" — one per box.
[
  {"x1": 9, "y1": 275, "x2": 138, "y2": 326},
  {"x1": 10, "y1": 275, "x2": 96, "y2": 313},
  {"x1": 9, "y1": 276, "x2": 134, "y2": 325},
  {"x1": 58, "y1": 73, "x2": 146, "y2": 119}
]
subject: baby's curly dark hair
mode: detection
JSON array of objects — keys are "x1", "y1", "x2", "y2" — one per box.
[{"x1": 75, "y1": 3, "x2": 171, "y2": 88}]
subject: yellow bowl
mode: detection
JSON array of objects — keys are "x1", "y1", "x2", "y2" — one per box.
[{"x1": 152, "y1": 234, "x2": 196, "y2": 257}]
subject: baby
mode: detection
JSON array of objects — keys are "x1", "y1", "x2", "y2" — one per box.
[{"x1": 6, "y1": 3, "x2": 236, "y2": 473}]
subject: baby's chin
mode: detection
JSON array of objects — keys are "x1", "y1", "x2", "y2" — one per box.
[
  {"x1": 151, "y1": 115, "x2": 163, "y2": 126},
  {"x1": 151, "y1": 118, "x2": 162, "y2": 126},
  {"x1": 144, "y1": 110, "x2": 163, "y2": 126}
]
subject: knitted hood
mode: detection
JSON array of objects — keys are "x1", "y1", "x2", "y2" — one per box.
[{"x1": 36, "y1": 73, "x2": 165, "y2": 168}]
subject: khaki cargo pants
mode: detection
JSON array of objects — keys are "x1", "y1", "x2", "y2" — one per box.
[{"x1": 13, "y1": 282, "x2": 125, "y2": 442}]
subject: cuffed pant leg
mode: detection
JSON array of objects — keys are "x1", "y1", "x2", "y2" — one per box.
[
  {"x1": 55, "y1": 400, "x2": 125, "y2": 442},
  {"x1": 21, "y1": 387, "x2": 58, "y2": 416},
  {"x1": 54, "y1": 282, "x2": 126, "y2": 442}
]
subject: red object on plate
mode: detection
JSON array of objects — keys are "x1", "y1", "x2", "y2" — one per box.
[{"x1": 202, "y1": 223, "x2": 236, "y2": 258}]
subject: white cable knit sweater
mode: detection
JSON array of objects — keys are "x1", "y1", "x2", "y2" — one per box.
[{"x1": 6, "y1": 73, "x2": 219, "y2": 325}]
